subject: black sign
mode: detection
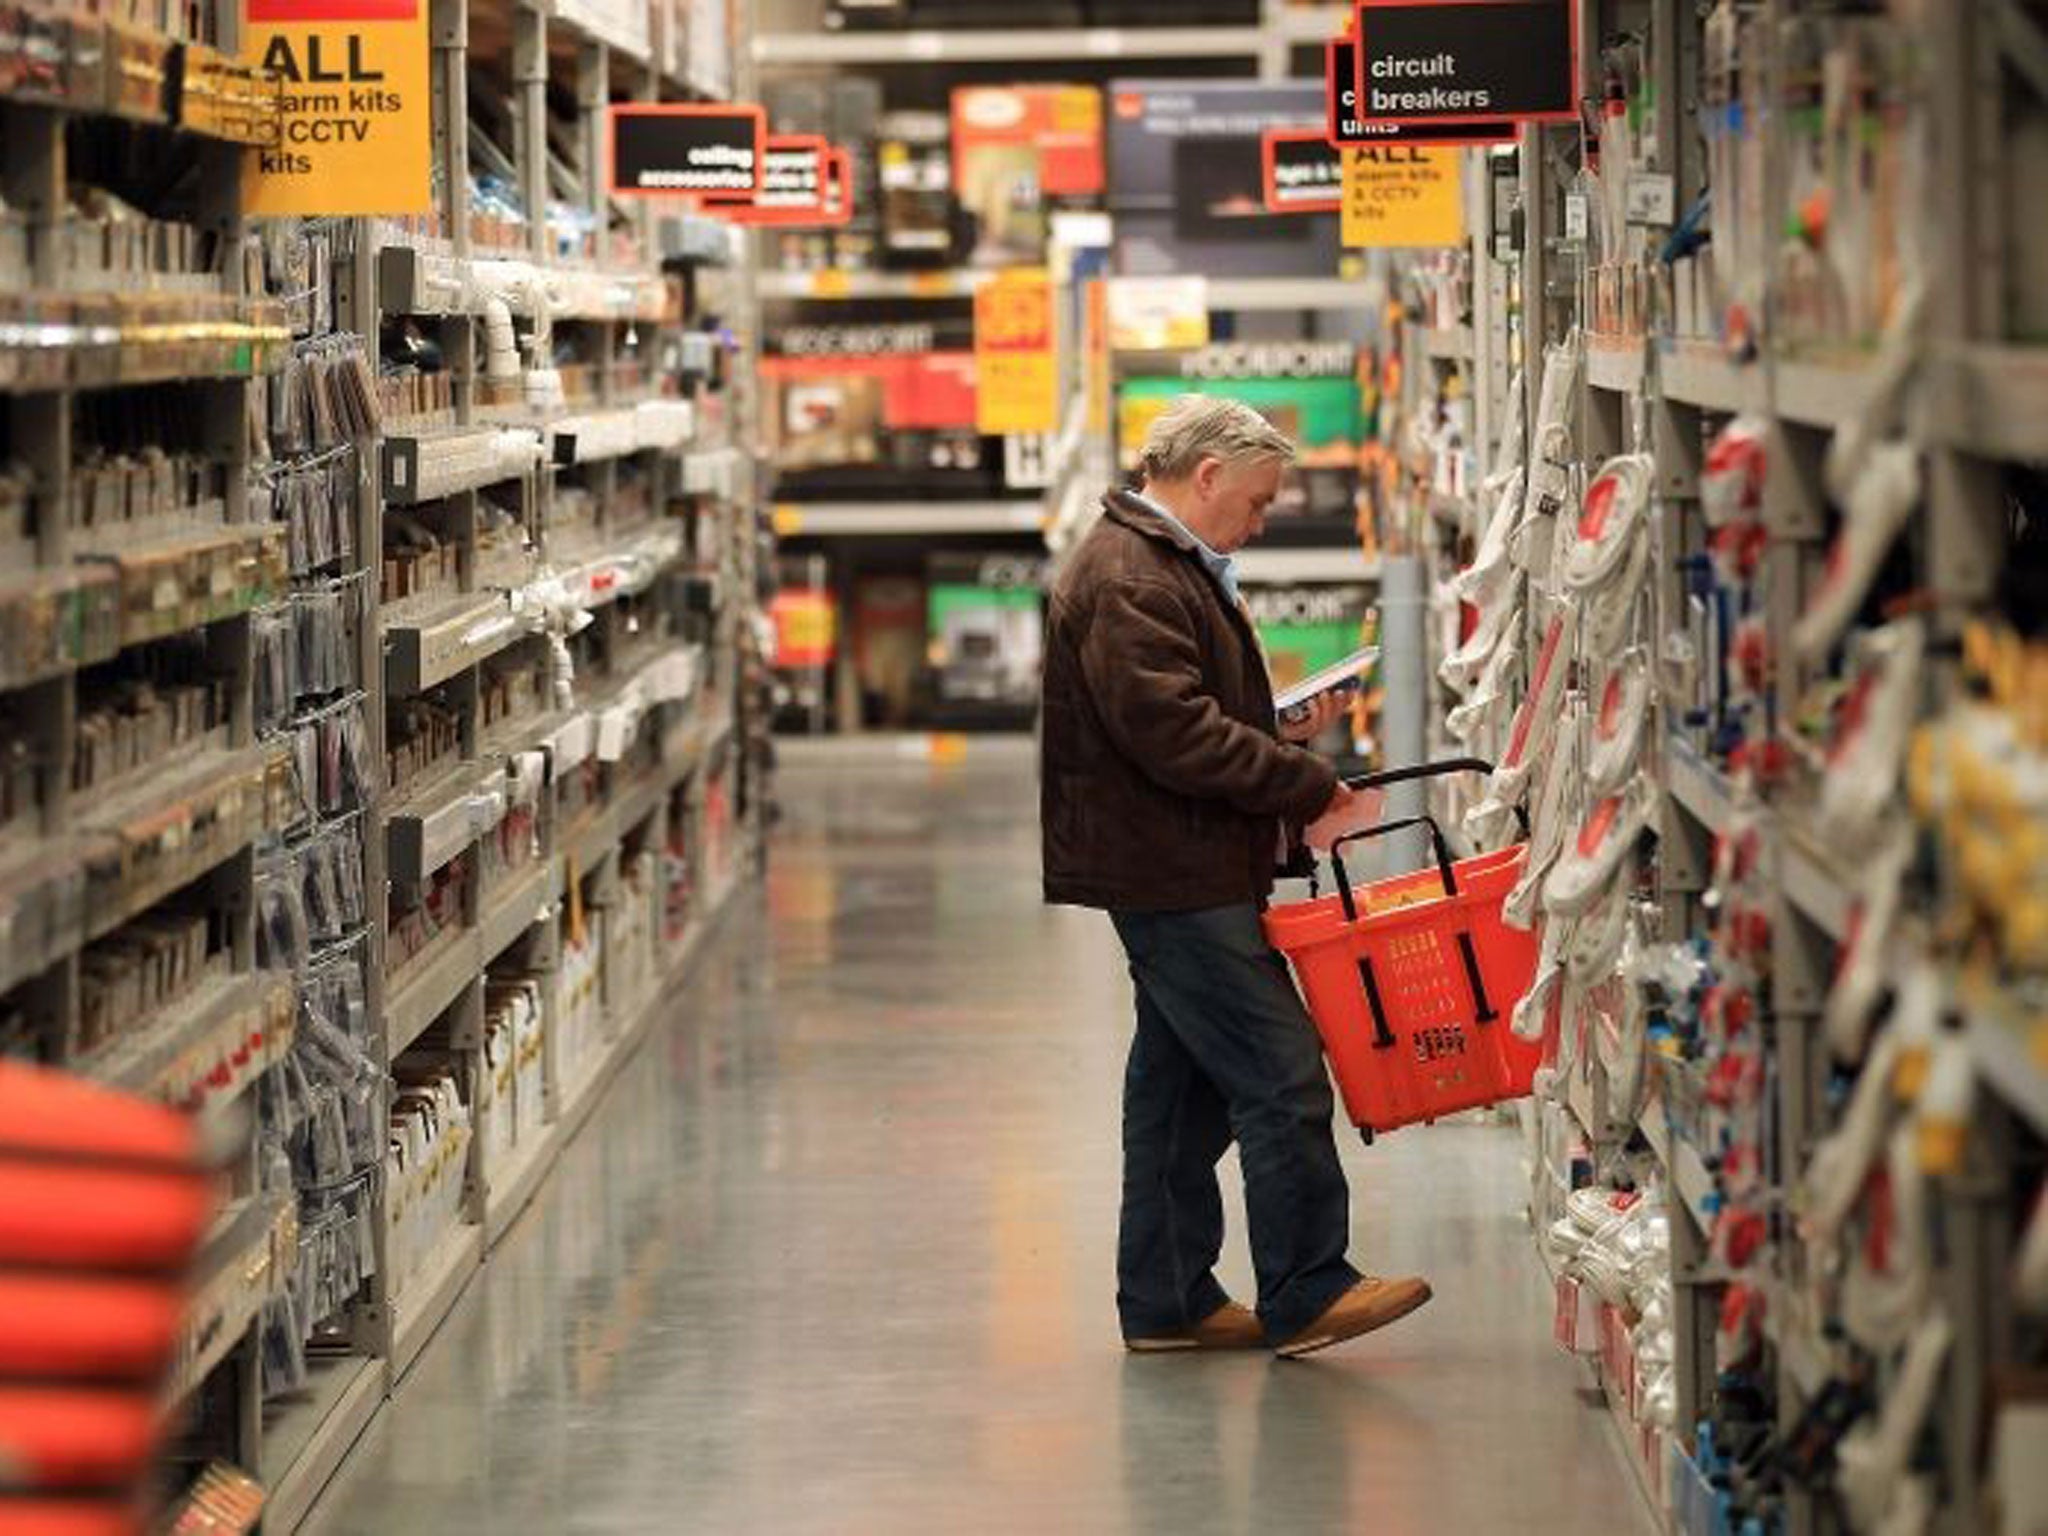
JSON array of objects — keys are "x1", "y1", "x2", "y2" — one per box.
[
  {"x1": 1326, "y1": 39, "x2": 1517, "y2": 146},
  {"x1": 1352, "y1": 0, "x2": 1576, "y2": 126},
  {"x1": 609, "y1": 104, "x2": 765, "y2": 198},
  {"x1": 1262, "y1": 130, "x2": 1342, "y2": 212}
]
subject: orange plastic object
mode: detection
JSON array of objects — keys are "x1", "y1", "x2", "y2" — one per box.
[
  {"x1": 1265, "y1": 844, "x2": 1541, "y2": 1134},
  {"x1": 0, "y1": 1163, "x2": 213, "y2": 1272},
  {"x1": 0, "y1": 1274, "x2": 184, "y2": 1381},
  {"x1": 0, "y1": 1500, "x2": 141, "y2": 1536},
  {"x1": 0, "y1": 1062, "x2": 199, "y2": 1168},
  {"x1": 0, "y1": 1387, "x2": 158, "y2": 1489}
]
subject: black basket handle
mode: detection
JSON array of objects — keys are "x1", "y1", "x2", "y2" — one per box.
[
  {"x1": 1328, "y1": 754, "x2": 1529, "y2": 853},
  {"x1": 1319, "y1": 758, "x2": 1505, "y2": 1035},
  {"x1": 1330, "y1": 815, "x2": 1459, "y2": 923},
  {"x1": 1339, "y1": 755, "x2": 1498, "y2": 794}
]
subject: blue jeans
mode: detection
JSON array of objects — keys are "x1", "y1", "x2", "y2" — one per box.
[{"x1": 1110, "y1": 904, "x2": 1360, "y2": 1344}]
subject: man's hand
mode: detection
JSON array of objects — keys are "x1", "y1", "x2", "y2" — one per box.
[
  {"x1": 1304, "y1": 782, "x2": 1385, "y2": 852},
  {"x1": 1279, "y1": 690, "x2": 1349, "y2": 744}
]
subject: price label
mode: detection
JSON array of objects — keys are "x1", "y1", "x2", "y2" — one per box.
[
  {"x1": 1624, "y1": 171, "x2": 1676, "y2": 227},
  {"x1": 1564, "y1": 192, "x2": 1589, "y2": 244}
]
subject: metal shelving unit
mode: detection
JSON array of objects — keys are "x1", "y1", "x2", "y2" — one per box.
[
  {"x1": 1414, "y1": 4, "x2": 2048, "y2": 1531},
  {"x1": 2, "y1": 0, "x2": 768, "y2": 1523},
  {"x1": 0, "y1": 4, "x2": 285, "y2": 1493}
]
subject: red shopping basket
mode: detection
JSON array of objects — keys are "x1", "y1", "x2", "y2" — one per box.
[{"x1": 1265, "y1": 758, "x2": 1541, "y2": 1138}]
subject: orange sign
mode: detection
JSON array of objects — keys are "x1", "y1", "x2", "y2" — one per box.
[
  {"x1": 974, "y1": 268, "x2": 1058, "y2": 436},
  {"x1": 242, "y1": 0, "x2": 430, "y2": 213},
  {"x1": 770, "y1": 590, "x2": 836, "y2": 669}
]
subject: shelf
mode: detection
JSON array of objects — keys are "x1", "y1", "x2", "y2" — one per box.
[
  {"x1": 0, "y1": 840, "x2": 90, "y2": 996},
  {"x1": 1917, "y1": 344, "x2": 2048, "y2": 461},
  {"x1": 1233, "y1": 547, "x2": 1381, "y2": 584},
  {"x1": 1779, "y1": 819, "x2": 1853, "y2": 943},
  {"x1": 770, "y1": 499, "x2": 1046, "y2": 538},
  {"x1": 1422, "y1": 324, "x2": 1475, "y2": 362},
  {"x1": 261, "y1": 1354, "x2": 384, "y2": 1536},
  {"x1": 754, "y1": 24, "x2": 1269, "y2": 65},
  {"x1": 387, "y1": 763, "x2": 492, "y2": 885},
  {"x1": 1639, "y1": 1093, "x2": 1716, "y2": 1236},
  {"x1": 78, "y1": 743, "x2": 275, "y2": 945},
  {"x1": 0, "y1": 297, "x2": 290, "y2": 396},
  {"x1": 1964, "y1": 998, "x2": 2048, "y2": 1140},
  {"x1": 1588, "y1": 1350, "x2": 1667, "y2": 1529},
  {"x1": 479, "y1": 861, "x2": 557, "y2": 963},
  {"x1": 383, "y1": 591, "x2": 528, "y2": 695},
  {"x1": 482, "y1": 1119, "x2": 559, "y2": 1249},
  {"x1": 550, "y1": 403, "x2": 695, "y2": 466},
  {"x1": 386, "y1": 1219, "x2": 482, "y2": 1385},
  {"x1": 377, "y1": 244, "x2": 668, "y2": 323},
  {"x1": 164, "y1": 1192, "x2": 291, "y2": 1406},
  {"x1": 1656, "y1": 340, "x2": 1752, "y2": 415},
  {"x1": 1205, "y1": 277, "x2": 1368, "y2": 313},
  {"x1": 1772, "y1": 353, "x2": 1880, "y2": 431},
  {"x1": 386, "y1": 930, "x2": 480, "y2": 1059},
  {"x1": 757, "y1": 268, "x2": 991, "y2": 301},
  {"x1": 550, "y1": 525, "x2": 685, "y2": 612},
  {"x1": 382, "y1": 426, "x2": 543, "y2": 506},
  {"x1": 550, "y1": 877, "x2": 737, "y2": 1147},
  {"x1": 72, "y1": 969, "x2": 295, "y2": 1119},
  {"x1": 0, "y1": 565, "x2": 120, "y2": 689},
  {"x1": 97, "y1": 522, "x2": 288, "y2": 647},
  {"x1": 2, "y1": 28, "x2": 280, "y2": 144},
  {"x1": 1664, "y1": 735, "x2": 1734, "y2": 836},
  {"x1": 1588, "y1": 336, "x2": 1646, "y2": 394}
]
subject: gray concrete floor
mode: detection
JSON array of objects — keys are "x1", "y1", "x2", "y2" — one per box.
[{"x1": 303, "y1": 736, "x2": 1654, "y2": 1536}]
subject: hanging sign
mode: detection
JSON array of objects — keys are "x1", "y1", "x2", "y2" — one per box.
[
  {"x1": 1340, "y1": 144, "x2": 1466, "y2": 248},
  {"x1": 1325, "y1": 39, "x2": 1516, "y2": 147},
  {"x1": 1261, "y1": 129, "x2": 1342, "y2": 214},
  {"x1": 1351, "y1": 0, "x2": 1577, "y2": 126},
  {"x1": 241, "y1": 0, "x2": 431, "y2": 215},
  {"x1": 974, "y1": 268, "x2": 1059, "y2": 436},
  {"x1": 609, "y1": 103, "x2": 765, "y2": 198},
  {"x1": 704, "y1": 134, "x2": 829, "y2": 223},
  {"x1": 769, "y1": 589, "x2": 837, "y2": 669}
]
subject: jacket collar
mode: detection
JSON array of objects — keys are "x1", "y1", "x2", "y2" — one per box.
[{"x1": 1102, "y1": 488, "x2": 1203, "y2": 553}]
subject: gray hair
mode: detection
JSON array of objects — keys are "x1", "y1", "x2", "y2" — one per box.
[{"x1": 1134, "y1": 394, "x2": 1296, "y2": 485}]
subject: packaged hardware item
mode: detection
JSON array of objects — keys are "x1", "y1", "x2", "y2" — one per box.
[{"x1": 75, "y1": 902, "x2": 219, "y2": 1058}]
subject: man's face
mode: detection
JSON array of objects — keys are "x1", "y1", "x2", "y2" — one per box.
[{"x1": 1197, "y1": 455, "x2": 1286, "y2": 553}]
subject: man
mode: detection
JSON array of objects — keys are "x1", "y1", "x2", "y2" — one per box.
[{"x1": 1040, "y1": 394, "x2": 1432, "y2": 1359}]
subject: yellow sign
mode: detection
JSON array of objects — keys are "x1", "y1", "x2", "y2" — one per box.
[
  {"x1": 974, "y1": 268, "x2": 1058, "y2": 436},
  {"x1": 242, "y1": 0, "x2": 431, "y2": 216},
  {"x1": 1341, "y1": 146, "x2": 1465, "y2": 249}
]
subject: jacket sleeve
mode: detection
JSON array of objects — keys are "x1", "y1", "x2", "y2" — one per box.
[{"x1": 1079, "y1": 576, "x2": 1339, "y2": 822}]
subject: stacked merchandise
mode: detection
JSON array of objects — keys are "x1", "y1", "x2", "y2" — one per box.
[
  {"x1": 0, "y1": 40, "x2": 293, "y2": 1521},
  {"x1": 1, "y1": 0, "x2": 771, "y2": 1514},
  {"x1": 1409, "y1": 1, "x2": 2048, "y2": 1528},
  {"x1": 250, "y1": 220, "x2": 386, "y2": 1417}
]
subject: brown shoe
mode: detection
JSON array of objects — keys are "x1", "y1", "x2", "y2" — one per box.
[
  {"x1": 1274, "y1": 1277, "x2": 1433, "y2": 1359},
  {"x1": 1124, "y1": 1301, "x2": 1266, "y2": 1353}
]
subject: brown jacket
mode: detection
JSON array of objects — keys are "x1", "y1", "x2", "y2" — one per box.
[{"x1": 1040, "y1": 491, "x2": 1338, "y2": 911}]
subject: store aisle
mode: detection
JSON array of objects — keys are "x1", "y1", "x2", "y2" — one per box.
[{"x1": 302, "y1": 738, "x2": 1652, "y2": 1536}]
